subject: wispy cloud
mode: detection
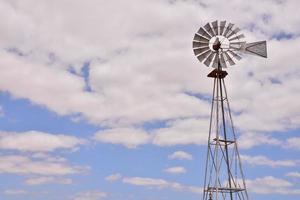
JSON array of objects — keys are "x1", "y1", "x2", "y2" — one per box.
[
  {"x1": 4, "y1": 189, "x2": 28, "y2": 195},
  {"x1": 73, "y1": 191, "x2": 107, "y2": 200},
  {"x1": 241, "y1": 154, "x2": 299, "y2": 167},
  {"x1": 0, "y1": 130, "x2": 85, "y2": 152},
  {"x1": 246, "y1": 176, "x2": 300, "y2": 195},
  {"x1": 163, "y1": 166, "x2": 187, "y2": 174},
  {"x1": 168, "y1": 151, "x2": 193, "y2": 160},
  {"x1": 0, "y1": 154, "x2": 88, "y2": 176},
  {"x1": 25, "y1": 176, "x2": 72, "y2": 186},
  {"x1": 105, "y1": 173, "x2": 122, "y2": 182},
  {"x1": 286, "y1": 171, "x2": 300, "y2": 178},
  {"x1": 123, "y1": 176, "x2": 202, "y2": 194}
]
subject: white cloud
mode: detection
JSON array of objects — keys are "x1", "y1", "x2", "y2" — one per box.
[
  {"x1": 0, "y1": 130, "x2": 85, "y2": 152},
  {"x1": 0, "y1": 0, "x2": 298, "y2": 146},
  {"x1": 105, "y1": 173, "x2": 122, "y2": 182},
  {"x1": 94, "y1": 128, "x2": 151, "y2": 148},
  {"x1": 286, "y1": 137, "x2": 300, "y2": 150},
  {"x1": 123, "y1": 176, "x2": 202, "y2": 194},
  {"x1": 163, "y1": 166, "x2": 186, "y2": 174},
  {"x1": 168, "y1": 151, "x2": 193, "y2": 160},
  {"x1": 0, "y1": 0, "x2": 298, "y2": 138},
  {"x1": 241, "y1": 154, "x2": 299, "y2": 167},
  {"x1": 238, "y1": 133, "x2": 282, "y2": 149},
  {"x1": 153, "y1": 118, "x2": 209, "y2": 146},
  {"x1": 73, "y1": 191, "x2": 107, "y2": 200},
  {"x1": 4, "y1": 189, "x2": 27, "y2": 195},
  {"x1": 25, "y1": 176, "x2": 72, "y2": 186},
  {"x1": 286, "y1": 172, "x2": 300, "y2": 178},
  {"x1": 0, "y1": 154, "x2": 87, "y2": 176},
  {"x1": 246, "y1": 176, "x2": 300, "y2": 195}
]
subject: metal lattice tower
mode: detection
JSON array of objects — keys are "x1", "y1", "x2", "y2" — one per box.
[{"x1": 192, "y1": 20, "x2": 267, "y2": 200}]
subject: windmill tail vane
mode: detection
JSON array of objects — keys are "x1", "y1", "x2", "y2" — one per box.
[{"x1": 192, "y1": 20, "x2": 267, "y2": 200}]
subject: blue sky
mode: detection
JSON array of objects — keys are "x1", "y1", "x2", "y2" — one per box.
[{"x1": 0, "y1": 0, "x2": 299, "y2": 200}]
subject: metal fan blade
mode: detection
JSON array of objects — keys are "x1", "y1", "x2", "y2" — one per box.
[
  {"x1": 204, "y1": 23, "x2": 215, "y2": 37},
  {"x1": 197, "y1": 50, "x2": 212, "y2": 62},
  {"x1": 228, "y1": 50, "x2": 242, "y2": 60},
  {"x1": 193, "y1": 34, "x2": 209, "y2": 43},
  {"x1": 223, "y1": 23, "x2": 234, "y2": 37},
  {"x1": 229, "y1": 41, "x2": 246, "y2": 50},
  {"x1": 219, "y1": 21, "x2": 226, "y2": 35},
  {"x1": 227, "y1": 27, "x2": 241, "y2": 38},
  {"x1": 212, "y1": 20, "x2": 219, "y2": 35},
  {"x1": 220, "y1": 52, "x2": 227, "y2": 68},
  {"x1": 223, "y1": 51, "x2": 235, "y2": 66},
  {"x1": 211, "y1": 53, "x2": 219, "y2": 69},
  {"x1": 230, "y1": 41, "x2": 246, "y2": 45},
  {"x1": 193, "y1": 41, "x2": 209, "y2": 48},
  {"x1": 204, "y1": 52, "x2": 216, "y2": 67},
  {"x1": 197, "y1": 27, "x2": 212, "y2": 39},
  {"x1": 244, "y1": 41, "x2": 267, "y2": 58},
  {"x1": 193, "y1": 46, "x2": 210, "y2": 56},
  {"x1": 229, "y1": 34, "x2": 245, "y2": 41}
]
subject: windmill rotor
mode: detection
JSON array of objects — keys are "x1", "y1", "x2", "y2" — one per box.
[{"x1": 193, "y1": 20, "x2": 267, "y2": 69}]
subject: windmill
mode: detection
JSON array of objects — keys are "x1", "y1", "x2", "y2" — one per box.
[{"x1": 192, "y1": 20, "x2": 267, "y2": 200}]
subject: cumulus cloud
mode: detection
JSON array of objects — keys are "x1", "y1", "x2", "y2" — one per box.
[
  {"x1": 285, "y1": 137, "x2": 300, "y2": 150},
  {"x1": 168, "y1": 151, "x2": 193, "y2": 160},
  {"x1": 153, "y1": 118, "x2": 209, "y2": 146},
  {"x1": 163, "y1": 166, "x2": 187, "y2": 174},
  {"x1": 241, "y1": 154, "x2": 299, "y2": 168},
  {"x1": 0, "y1": 0, "x2": 298, "y2": 137},
  {"x1": 238, "y1": 133, "x2": 282, "y2": 149},
  {"x1": 0, "y1": 154, "x2": 87, "y2": 176},
  {"x1": 123, "y1": 176, "x2": 202, "y2": 194},
  {"x1": 0, "y1": 130, "x2": 85, "y2": 152},
  {"x1": 73, "y1": 191, "x2": 107, "y2": 200},
  {"x1": 94, "y1": 128, "x2": 151, "y2": 148},
  {"x1": 25, "y1": 176, "x2": 72, "y2": 186},
  {"x1": 246, "y1": 176, "x2": 300, "y2": 195}
]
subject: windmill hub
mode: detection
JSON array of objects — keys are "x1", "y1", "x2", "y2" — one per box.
[{"x1": 209, "y1": 36, "x2": 229, "y2": 52}]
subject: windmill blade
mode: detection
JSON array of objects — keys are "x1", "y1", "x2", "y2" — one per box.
[
  {"x1": 228, "y1": 50, "x2": 242, "y2": 60},
  {"x1": 223, "y1": 23, "x2": 234, "y2": 37},
  {"x1": 229, "y1": 41, "x2": 246, "y2": 50},
  {"x1": 211, "y1": 53, "x2": 219, "y2": 69},
  {"x1": 204, "y1": 23, "x2": 215, "y2": 37},
  {"x1": 219, "y1": 21, "x2": 226, "y2": 35},
  {"x1": 227, "y1": 27, "x2": 241, "y2": 39},
  {"x1": 229, "y1": 34, "x2": 245, "y2": 41},
  {"x1": 204, "y1": 52, "x2": 216, "y2": 67},
  {"x1": 193, "y1": 34, "x2": 209, "y2": 43},
  {"x1": 220, "y1": 52, "x2": 227, "y2": 68},
  {"x1": 193, "y1": 46, "x2": 210, "y2": 56},
  {"x1": 197, "y1": 50, "x2": 212, "y2": 62},
  {"x1": 244, "y1": 41, "x2": 267, "y2": 58},
  {"x1": 193, "y1": 41, "x2": 209, "y2": 48},
  {"x1": 212, "y1": 20, "x2": 219, "y2": 35},
  {"x1": 223, "y1": 51, "x2": 235, "y2": 66},
  {"x1": 230, "y1": 41, "x2": 246, "y2": 45},
  {"x1": 197, "y1": 27, "x2": 212, "y2": 40}
]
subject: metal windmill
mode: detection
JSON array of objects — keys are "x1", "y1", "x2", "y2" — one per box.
[{"x1": 192, "y1": 20, "x2": 267, "y2": 200}]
